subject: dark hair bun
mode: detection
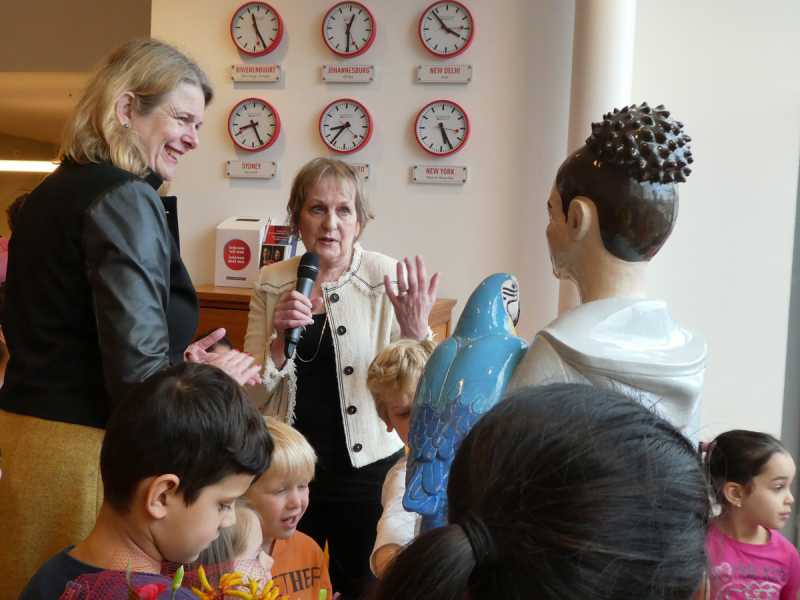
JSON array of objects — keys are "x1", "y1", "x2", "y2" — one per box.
[{"x1": 585, "y1": 102, "x2": 693, "y2": 184}]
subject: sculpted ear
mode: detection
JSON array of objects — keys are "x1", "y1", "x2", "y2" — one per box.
[{"x1": 567, "y1": 196, "x2": 593, "y2": 242}]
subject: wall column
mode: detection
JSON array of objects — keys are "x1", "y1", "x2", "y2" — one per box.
[{"x1": 558, "y1": 0, "x2": 637, "y2": 314}]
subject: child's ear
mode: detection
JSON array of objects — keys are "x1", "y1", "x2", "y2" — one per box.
[
  {"x1": 144, "y1": 474, "x2": 181, "y2": 519},
  {"x1": 722, "y1": 482, "x2": 746, "y2": 508}
]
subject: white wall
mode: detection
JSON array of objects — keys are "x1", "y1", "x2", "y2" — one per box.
[
  {"x1": 151, "y1": 0, "x2": 575, "y2": 341},
  {"x1": 633, "y1": 0, "x2": 800, "y2": 439},
  {"x1": 152, "y1": 1, "x2": 800, "y2": 440}
]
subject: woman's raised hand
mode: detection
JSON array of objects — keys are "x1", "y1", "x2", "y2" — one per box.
[
  {"x1": 384, "y1": 255, "x2": 439, "y2": 341},
  {"x1": 184, "y1": 328, "x2": 262, "y2": 386}
]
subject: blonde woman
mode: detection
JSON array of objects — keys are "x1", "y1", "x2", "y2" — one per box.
[{"x1": 0, "y1": 39, "x2": 258, "y2": 596}]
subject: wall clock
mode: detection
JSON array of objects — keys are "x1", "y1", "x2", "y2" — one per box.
[
  {"x1": 418, "y1": 1, "x2": 474, "y2": 58},
  {"x1": 228, "y1": 98, "x2": 281, "y2": 152},
  {"x1": 319, "y1": 98, "x2": 373, "y2": 154},
  {"x1": 414, "y1": 99, "x2": 470, "y2": 156},
  {"x1": 230, "y1": 2, "x2": 284, "y2": 57},
  {"x1": 322, "y1": 1, "x2": 376, "y2": 58}
]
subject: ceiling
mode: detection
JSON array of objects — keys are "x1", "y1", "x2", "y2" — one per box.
[
  {"x1": 0, "y1": 1, "x2": 150, "y2": 147},
  {"x1": 0, "y1": 72, "x2": 88, "y2": 145}
]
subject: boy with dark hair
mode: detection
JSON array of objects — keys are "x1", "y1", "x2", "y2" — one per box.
[{"x1": 19, "y1": 362, "x2": 273, "y2": 599}]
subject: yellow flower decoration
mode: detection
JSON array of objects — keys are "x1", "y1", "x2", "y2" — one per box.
[
  {"x1": 191, "y1": 565, "x2": 220, "y2": 600},
  {"x1": 190, "y1": 566, "x2": 287, "y2": 600}
]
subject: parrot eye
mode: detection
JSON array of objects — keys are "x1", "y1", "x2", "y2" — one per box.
[{"x1": 501, "y1": 278, "x2": 521, "y2": 326}]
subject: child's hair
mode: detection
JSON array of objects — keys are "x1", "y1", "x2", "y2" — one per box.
[
  {"x1": 101, "y1": 362, "x2": 273, "y2": 510},
  {"x1": 198, "y1": 500, "x2": 262, "y2": 566},
  {"x1": 367, "y1": 339, "x2": 436, "y2": 421},
  {"x1": 374, "y1": 383, "x2": 709, "y2": 600},
  {"x1": 263, "y1": 417, "x2": 316, "y2": 483},
  {"x1": 705, "y1": 429, "x2": 787, "y2": 507},
  {"x1": 194, "y1": 328, "x2": 233, "y2": 353}
]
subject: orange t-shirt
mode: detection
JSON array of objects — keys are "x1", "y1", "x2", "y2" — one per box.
[{"x1": 269, "y1": 532, "x2": 332, "y2": 600}]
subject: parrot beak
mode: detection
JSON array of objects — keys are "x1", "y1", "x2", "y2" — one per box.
[{"x1": 507, "y1": 314, "x2": 517, "y2": 336}]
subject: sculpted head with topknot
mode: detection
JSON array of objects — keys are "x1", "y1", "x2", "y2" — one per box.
[{"x1": 554, "y1": 102, "x2": 694, "y2": 262}]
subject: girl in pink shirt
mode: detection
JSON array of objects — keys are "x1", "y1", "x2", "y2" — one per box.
[{"x1": 701, "y1": 430, "x2": 800, "y2": 599}]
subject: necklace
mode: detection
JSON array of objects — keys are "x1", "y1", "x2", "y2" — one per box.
[{"x1": 295, "y1": 314, "x2": 328, "y2": 363}]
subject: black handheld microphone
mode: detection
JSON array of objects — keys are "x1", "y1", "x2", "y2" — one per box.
[{"x1": 285, "y1": 252, "x2": 321, "y2": 359}]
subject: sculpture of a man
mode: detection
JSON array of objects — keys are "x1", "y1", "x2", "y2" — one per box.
[{"x1": 509, "y1": 103, "x2": 706, "y2": 439}]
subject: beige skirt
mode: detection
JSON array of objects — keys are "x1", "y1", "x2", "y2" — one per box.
[{"x1": 0, "y1": 410, "x2": 104, "y2": 598}]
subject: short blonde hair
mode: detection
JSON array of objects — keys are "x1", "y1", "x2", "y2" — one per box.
[
  {"x1": 286, "y1": 157, "x2": 373, "y2": 236},
  {"x1": 264, "y1": 417, "x2": 316, "y2": 483},
  {"x1": 197, "y1": 500, "x2": 261, "y2": 567},
  {"x1": 367, "y1": 339, "x2": 437, "y2": 423},
  {"x1": 59, "y1": 38, "x2": 212, "y2": 178}
]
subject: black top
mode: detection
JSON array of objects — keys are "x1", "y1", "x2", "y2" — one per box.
[
  {"x1": 293, "y1": 313, "x2": 403, "y2": 501},
  {"x1": 0, "y1": 160, "x2": 197, "y2": 428},
  {"x1": 294, "y1": 313, "x2": 351, "y2": 472}
]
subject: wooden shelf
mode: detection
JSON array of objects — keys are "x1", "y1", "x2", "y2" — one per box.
[{"x1": 196, "y1": 284, "x2": 457, "y2": 349}]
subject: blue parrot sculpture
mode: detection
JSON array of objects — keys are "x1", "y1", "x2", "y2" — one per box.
[{"x1": 404, "y1": 273, "x2": 527, "y2": 531}]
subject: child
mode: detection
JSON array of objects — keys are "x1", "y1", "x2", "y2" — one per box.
[
  {"x1": 246, "y1": 417, "x2": 332, "y2": 600},
  {"x1": 701, "y1": 430, "x2": 800, "y2": 598},
  {"x1": 19, "y1": 363, "x2": 272, "y2": 599},
  {"x1": 374, "y1": 383, "x2": 709, "y2": 599},
  {"x1": 366, "y1": 338, "x2": 436, "y2": 577},
  {"x1": 196, "y1": 500, "x2": 274, "y2": 582}
]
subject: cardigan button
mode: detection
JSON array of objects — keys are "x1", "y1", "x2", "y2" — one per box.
[
  {"x1": 330, "y1": 293, "x2": 340, "y2": 303},
  {"x1": 336, "y1": 325, "x2": 347, "y2": 335},
  {"x1": 347, "y1": 405, "x2": 357, "y2": 415},
  {"x1": 343, "y1": 366, "x2": 354, "y2": 375},
  {"x1": 353, "y1": 443, "x2": 363, "y2": 452}
]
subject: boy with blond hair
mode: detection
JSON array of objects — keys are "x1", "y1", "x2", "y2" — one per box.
[
  {"x1": 246, "y1": 418, "x2": 332, "y2": 600},
  {"x1": 366, "y1": 338, "x2": 436, "y2": 577}
]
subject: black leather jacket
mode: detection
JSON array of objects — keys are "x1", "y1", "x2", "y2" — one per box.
[{"x1": 0, "y1": 160, "x2": 197, "y2": 428}]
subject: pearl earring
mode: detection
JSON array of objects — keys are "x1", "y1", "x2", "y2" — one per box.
[{"x1": 123, "y1": 123, "x2": 130, "y2": 129}]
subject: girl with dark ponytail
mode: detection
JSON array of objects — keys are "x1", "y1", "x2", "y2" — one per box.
[
  {"x1": 374, "y1": 383, "x2": 709, "y2": 600},
  {"x1": 702, "y1": 430, "x2": 799, "y2": 598}
]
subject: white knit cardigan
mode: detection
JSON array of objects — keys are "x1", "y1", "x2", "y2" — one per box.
[{"x1": 244, "y1": 243, "x2": 406, "y2": 468}]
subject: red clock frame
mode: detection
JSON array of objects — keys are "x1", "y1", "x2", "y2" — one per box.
[
  {"x1": 418, "y1": 0, "x2": 475, "y2": 59},
  {"x1": 414, "y1": 98, "x2": 471, "y2": 157},
  {"x1": 227, "y1": 97, "x2": 282, "y2": 153},
  {"x1": 319, "y1": 98, "x2": 374, "y2": 154},
  {"x1": 230, "y1": 1, "x2": 284, "y2": 57},
  {"x1": 322, "y1": 1, "x2": 377, "y2": 58}
]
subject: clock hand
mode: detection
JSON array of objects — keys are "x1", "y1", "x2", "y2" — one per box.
[
  {"x1": 251, "y1": 13, "x2": 268, "y2": 49},
  {"x1": 345, "y1": 14, "x2": 355, "y2": 52},
  {"x1": 438, "y1": 122, "x2": 453, "y2": 149},
  {"x1": 431, "y1": 9, "x2": 457, "y2": 36},
  {"x1": 242, "y1": 119, "x2": 265, "y2": 146},
  {"x1": 330, "y1": 122, "x2": 351, "y2": 144}
]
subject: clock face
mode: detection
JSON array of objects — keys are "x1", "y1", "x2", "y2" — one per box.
[
  {"x1": 319, "y1": 98, "x2": 373, "y2": 154},
  {"x1": 230, "y1": 2, "x2": 283, "y2": 56},
  {"x1": 418, "y1": 1, "x2": 474, "y2": 58},
  {"x1": 414, "y1": 99, "x2": 470, "y2": 156},
  {"x1": 322, "y1": 1, "x2": 376, "y2": 58},
  {"x1": 228, "y1": 98, "x2": 281, "y2": 152}
]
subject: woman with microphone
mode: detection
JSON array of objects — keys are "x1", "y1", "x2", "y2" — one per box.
[{"x1": 244, "y1": 157, "x2": 438, "y2": 599}]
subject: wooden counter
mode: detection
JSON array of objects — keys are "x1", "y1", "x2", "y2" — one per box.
[{"x1": 196, "y1": 283, "x2": 457, "y2": 349}]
